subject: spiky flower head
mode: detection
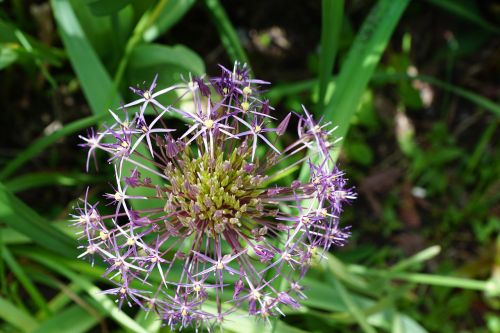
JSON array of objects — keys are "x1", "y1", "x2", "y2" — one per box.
[{"x1": 73, "y1": 63, "x2": 355, "y2": 330}]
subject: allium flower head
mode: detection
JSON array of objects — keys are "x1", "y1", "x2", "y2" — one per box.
[{"x1": 73, "y1": 63, "x2": 355, "y2": 330}]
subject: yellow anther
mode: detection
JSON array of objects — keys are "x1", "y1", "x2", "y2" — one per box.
[
  {"x1": 254, "y1": 125, "x2": 262, "y2": 133},
  {"x1": 251, "y1": 290, "x2": 261, "y2": 299},
  {"x1": 181, "y1": 308, "x2": 188, "y2": 316},
  {"x1": 143, "y1": 91, "x2": 152, "y2": 99},
  {"x1": 126, "y1": 238, "x2": 135, "y2": 246},
  {"x1": 141, "y1": 125, "x2": 148, "y2": 133},
  {"x1": 120, "y1": 287, "x2": 127, "y2": 294},
  {"x1": 204, "y1": 119, "x2": 214, "y2": 129},
  {"x1": 150, "y1": 257, "x2": 158, "y2": 263},
  {"x1": 120, "y1": 141, "x2": 129, "y2": 148},
  {"x1": 99, "y1": 231, "x2": 108, "y2": 240},
  {"x1": 114, "y1": 192, "x2": 123, "y2": 201},
  {"x1": 193, "y1": 284, "x2": 201, "y2": 292},
  {"x1": 222, "y1": 87, "x2": 229, "y2": 95},
  {"x1": 241, "y1": 102, "x2": 250, "y2": 111},
  {"x1": 216, "y1": 262, "x2": 224, "y2": 270},
  {"x1": 243, "y1": 86, "x2": 252, "y2": 95}
]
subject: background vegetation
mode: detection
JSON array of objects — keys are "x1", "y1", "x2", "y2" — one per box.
[{"x1": 0, "y1": 0, "x2": 499, "y2": 332}]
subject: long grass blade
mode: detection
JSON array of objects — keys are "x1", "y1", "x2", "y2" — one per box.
[
  {"x1": 204, "y1": 0, "x2": 250, "y2": 65},
  {"x1": 5, "y1": 172, "x2": 104, "y2": 193},
  {"x1": 0, "y1": 296, "x2": 38, "y2": 332},
  {"x1": 143, "y1": 0, "x2": 197, "y2": 42},
  {"x1": 331, "y1": 278, "x2": 377, "y2": 333},
  {"x1": 0, "y1": 114, "x2": 104, "y2": 180},
  {"x1": 31, "y1": 303, "x2": 99, "y2": 333},
  {"x1": 51, "y1": 0, "x2": 166, "y2": 210},
  {"x1": 51, "y1": 0, "x2": 121, "y2": 114},
  {"x1": 324, "y1": 0, "x2": 410, "y2": 144},
  {"x1": 349, "y1": 265, "x2": 498, "y2": 293},
  {"x1": 318, "y1": 0, "x2": 344, "y2": 108},
  {"x1": 2, "y1": 246, "x2": 50, "y2": 316},
  {"x1": 390, "y1": 245, "x2": 441, "y2": 272},
  {"x1": 0, "y1": 183, "x2": 77, "y2": 258}
]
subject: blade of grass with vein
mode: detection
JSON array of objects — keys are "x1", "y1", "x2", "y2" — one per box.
[
  {"x1": 318, "y1": 0, "x2": 343, "y2": 108},
  {"x1": 112, "y1": 0, "x2": 170, "y2": 86},
  {"x1": 0, "y1": 114, "x2": 104, "y2": 180},
  {"x1": 129, "y1": 43, "x2": 205, "y2": 76},
  {"x1": 0, "y1": 243, "x2": 4, "y2": 295},
  {"x1": 394, "y1": 273, "x2": 497, "y2": 293},
  {"x1": 13, "y1": 28, "x2": 57, "y2": 88},
  {"x1": 390, "y1": 245, "x2": 441, "y2": 272},
  {"x1": 51, "y1": 0, "x2": 165, "y2": 210},
  {"x1": 32, "y1": 303, "x2": 99, "y2": 333},
  {"x1": 5, "y1": 172, "x2": 105, "y2": 193},
  {"x1": 46, "y1": 282, "x2": 82, "y2": 314},
  {"x1": 466, "y1": 121, "x2": 498, "y2": 173},
  {"x1": 2, "y1": 246, "x2": 50, "y2": 316},
  {"x1": 0, "y1": 19, "x2": 64, "y2": 66},
  {"x1": 301, "y1": 278, "x2": 349, "y2": 312},
  {"x1": 0, "y1": 296, "x2": 39, "y2": 332},
  {"x1": 267, "y1": 79, "x2": 316, "y2": 104},
  {"x1": 331, "y1": 278, "x2": 377, "y2": 333},
  {"x1": 143, "y1": 0, "x2": 196, "y2": 42},
  {"x1": 133, "y1": 311, "x2": 161, "y2": 333},
  {"x1": 349, "y1": 265, "x2": 499, "y2": 294},
  {"x1": 204, "y1": 0, "x2": 250, "y2": 65},
  {"x1": 51, "y1": 0, "x2": 121, "y2": 114},
  {"x1": 394, "y1": 314, "x2": 428, "y2": 333},
  {"x1": 0, "y1": 228, "x2": 30, "y2": 245},
  {"x1": 324, "y1": 0, "x2": 409, "y2": 145},
  {"x1": 28, "y1": 273, "x2": 103, "y2": 329},
  {"x1": 0, "y1": 183, "x2": 77, "y2": 258},
  {"x1": 87, "y1": 0, "x2": 133, "y2": 16},
  {"x1": 325, "y1": 253, "x2": 371, "y2": 291}
]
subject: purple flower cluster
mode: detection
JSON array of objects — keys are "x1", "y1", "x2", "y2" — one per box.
[{"x1": 73, "y1": 63, "x2": 355, "y2": 330}]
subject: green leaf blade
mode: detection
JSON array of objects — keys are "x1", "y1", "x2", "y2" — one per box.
[{"x1": 324, "y1": 0, "x2": 410, "y2": 146}]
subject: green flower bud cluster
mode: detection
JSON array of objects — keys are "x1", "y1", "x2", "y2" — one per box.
[{"x1": 164, "y1": 145, "x2": 266, "y2": 237}]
